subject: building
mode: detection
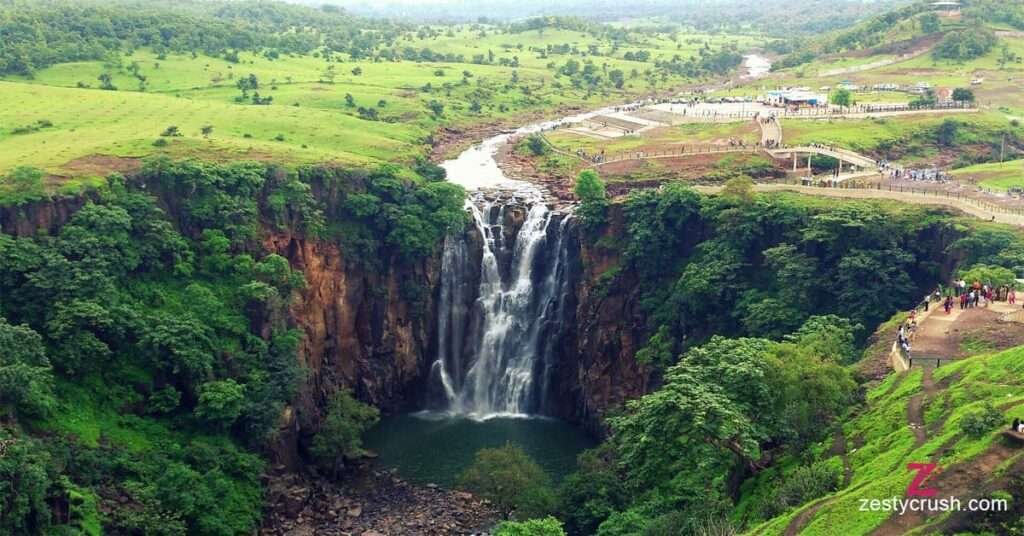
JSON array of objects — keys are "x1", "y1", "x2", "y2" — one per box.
[
  {"x1": 766, "y1": 89, "x2": 828, "y2": 107},
  {"x1": 930, "y1": 1, "x2": 961, "y2": 14}
]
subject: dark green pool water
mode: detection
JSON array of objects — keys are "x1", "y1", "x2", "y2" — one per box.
[{"x1": 363, "y1": 413, "x2": 596, "y2": 487}]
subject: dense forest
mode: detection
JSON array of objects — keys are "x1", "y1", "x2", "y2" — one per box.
[
  {"x1": 336, "y1": 0, "x2": 911, "y2": 37},
  {"x1": 4, "y1": 0, "x2": 1024, "y2": 534},
  {"x1": 0, "y1": 159, "x2": 464, "y2": 534},
  {"x1": 0, "y1": 0, "x2": 405, "y2": 76},
  {"x1": 556, "y1": 178, "x2": 1024, "y2": 534}
]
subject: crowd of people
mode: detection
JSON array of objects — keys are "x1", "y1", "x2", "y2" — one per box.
[
  {"x1": 574, "y1": 148, "x2": 606, "y2": 164},
  {"x1": 897, "y1": 314, "x2": 917, "y2": 356},
  {"x1": 880, "y1": 161, "x2": 952, "y2": 183},
  {"x1": 941, "y1": 279, "x2": 1016, "y2": 314},
  {"x1": 897, "y1": 279, "x2": 1020, "y2": 358}
]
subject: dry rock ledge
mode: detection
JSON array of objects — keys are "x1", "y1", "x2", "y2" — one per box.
[{"x1": 261, "y1": 462, "x2": 500, "y2": 536}]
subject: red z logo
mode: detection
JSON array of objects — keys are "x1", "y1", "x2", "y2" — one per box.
[{"x1": 906, "y1": 463, "x2": 938, "y2": 497}]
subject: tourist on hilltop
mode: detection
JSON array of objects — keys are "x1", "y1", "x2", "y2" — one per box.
[
  {"x1": 1010, "y1": 288, "x2": 1017, "y2": 305},
  {"x1": 944, "y1": 295, "x2": 954, "y2": 314}
]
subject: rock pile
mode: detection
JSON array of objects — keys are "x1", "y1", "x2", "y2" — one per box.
[{"x1": 261, "y1": 466, "x2": 500, "y2": 536}]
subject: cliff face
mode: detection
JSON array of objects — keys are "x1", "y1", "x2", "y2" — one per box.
[
  {"x1": 263, "y1": 231, "x2": 442, "y2": 466},
  {"x1": 0, "y1": 193, "x2": 98, "y2": 237},
  {"x1": 0, "y1": 186, "x2": 654, "y2": 449},
  {"x1": 554, "y1": 206, "x2": 653, "y2": 432}
]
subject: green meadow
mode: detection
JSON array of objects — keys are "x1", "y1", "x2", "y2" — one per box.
[
  {"x1": 951, "y1": 159, "x2": 1024, "y2": 191},
  {"x1": 0, "y1": 26, "x2": 765, "y2": 182}
]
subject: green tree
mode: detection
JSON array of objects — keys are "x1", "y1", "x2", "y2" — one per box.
[
  {"x1": 458, "y1": 443, "x2": 557, "y2": 519},
  {"x1": 0, "y1": 433, "x2": 53, "y2": 534},
  {"x1": 427, "y1": 99, "x2": 445, "y2": 117},
  {"x1": 721, "y1": 175, "x2": 755, "y2": 203},
  {"x1": 558, "y1": 446, "x2": 627, "y2": 536},
  {"x1": 526, "y1": 134, "x2": 550, "y2": 156},
  {"x1": 952, "y1": 87, "x2": 975, "y2": 103},
  {"x1": 958, "y1": 264, "x2": 1017, "y2": 288},
  {"x1": 194, "y1": 379, "x2": 246, "y2": 428},
  {"x1": 608, "y1": 69, "x2": 625, "y2": 89},
  {"x1": 936, "y1": 118, "x2": 959, "y2": 147},
  {"x1": 574, "y1": 170, "x2": 608, "y2": 232},
  {"x1": 494, "y1": 517, "x2": 567, "y2": 536},
  {"x1": 830, "y1": 88, "x2": 852, "y2": 107},
  {"x1": 0, "y1": 317, "x2": 54, "y2": 419},
  {"x1": 920, "y1": 12, "x2": 941, "y2": 34},
  {"x1": 310, "y1": 390, "x2": 380, "y2": 476}
]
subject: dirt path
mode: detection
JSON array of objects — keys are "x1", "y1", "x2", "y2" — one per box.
[
  {"x1": 870, "y1": 442, "x2": 1020, "y2": 536},
  {"x1": 782, "y1": 428, "x2": 856, "y2": 536},
  {"x1": 908, "y1": 368, "x2": 938, "y2": 447},
  {"x1": 783, "y1": 498, "x2": 831, "y2": 536},
  {"x1": 910, "y1": 306, "x2": 964, "y2": 361},
  {"x1": 833, "y1": 428, "x2": 854, "y2": 487}
]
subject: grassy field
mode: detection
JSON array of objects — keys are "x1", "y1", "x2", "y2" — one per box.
[
  {"x1": 951, "y1": 159, "x2": 1024, "y2": 191},
  {"x1": 545, "y1": 121, "x2": 760, "y2": 155},
  {"x1": 0, "y1": 26, "x2": 766, "y2": 185},
  {"x1": 782, "y1": 112, "x2": 1019, "y2": 160}
]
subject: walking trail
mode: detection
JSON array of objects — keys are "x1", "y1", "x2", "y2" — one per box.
[{"x1": 783, "y1": 299, "x2": 1024, "y2": 536}]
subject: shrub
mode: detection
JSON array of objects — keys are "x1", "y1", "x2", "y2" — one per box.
[
  {"x1": 961, "y1": 403, "x2": 1003, "y2": 437},
  {"x1": 495, "y1": 517, "x2": 567, "y2": 536},
  {"x1": 194, "y1": 379, "x2": 246, "y2": 428},
  {"x1": 0, "y1": 166, "x2": 47, "y2": 205},
  {"x1": 152, "y1": 138, "x2": 168, "y2": 147},
  {"x1": 526, "y1": 134, "x2": 550, "y2": 156},
  {"x1": 457, "y1": 443, "x2": 557, "y2": 519},
  {"x1": 310, "y1": 390, "x2": 380, "y2": 476},
  {"x1": 761, "y1": 459, "x2": 843, "y2": 518},
  {"x1": 574, "y1": 170, "x2": 608, "y2": 233}
]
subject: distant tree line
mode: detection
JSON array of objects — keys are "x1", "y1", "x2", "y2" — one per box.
[{"x1": 0, "y1": 0, "x2": 407, "y2": 76}]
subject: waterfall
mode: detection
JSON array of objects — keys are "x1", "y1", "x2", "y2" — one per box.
[{"x1": 430, "y1": 192, "x2": 572, "y2": 418}]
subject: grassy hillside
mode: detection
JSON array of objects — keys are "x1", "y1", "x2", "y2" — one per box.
[
  {"x1": 781, "y1": 112, "x2": 1023, "y2": 164},
  {"x1": 747, "y1": 344, "x2": 1024, "y2": 535},
  {"x1": 951, "y1": 159, "x2": 1024, "y2": 191}
]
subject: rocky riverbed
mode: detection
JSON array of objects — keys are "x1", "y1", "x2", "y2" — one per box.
[{"x1": 261, "y1": 465, "x2": 500, "y2": 536}]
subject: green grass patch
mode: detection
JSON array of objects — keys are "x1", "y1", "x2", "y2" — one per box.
[{"x1": 950, "y1": 159, "x2": 1024, "y2": 191}]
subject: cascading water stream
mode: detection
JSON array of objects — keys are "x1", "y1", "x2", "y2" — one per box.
[{"x1": 430, "y1": 191, "x2": 572, "y2": 418}]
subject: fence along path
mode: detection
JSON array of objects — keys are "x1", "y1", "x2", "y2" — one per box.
[{"x1": 692, "y1": 183, "x2": 1024, "y2": 226}]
